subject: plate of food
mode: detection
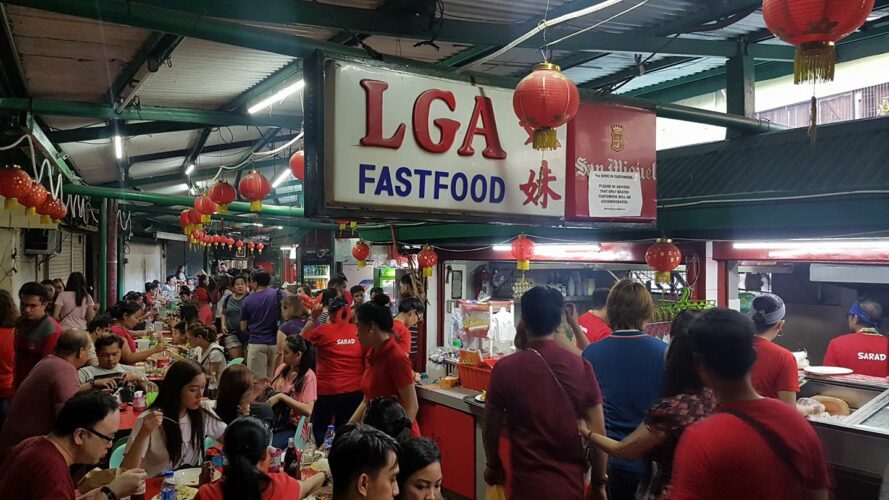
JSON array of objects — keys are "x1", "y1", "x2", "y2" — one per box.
[
  {"x1": 174, "y1": 466, "x2": 221, "y2": 487},
  {"x1": 805, "y1": 366, "x2": 853, "y2": 376},
  {"x1": 474, "y1": 390, "x2": 487, "y2": 403},
  {"x1": 152, "y1": 484, "x2": 198, "y2": 500}
]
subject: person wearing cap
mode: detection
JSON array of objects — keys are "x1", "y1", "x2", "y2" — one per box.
[
  {"x1": 824, "y1": 299, "x2": 888, "y2": 377},
  {"x1": 749, "y1": 294, "x2": 799, "y2": 405}
]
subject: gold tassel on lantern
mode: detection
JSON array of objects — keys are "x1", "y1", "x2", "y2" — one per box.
[
  {"x1": 654, "y1": 272, "x2": 671, "y2": 285},
  {"x1": 532, "y1": 128, "x2": 558, "y2": 151},
  {"x1": 423, "y1": 267, "x2": 432, "y2": 278},
  {"x1": 249, "y1": 200, "x2": 262, "y2": 212},
  {"x1": 795, "y1": 42, "x2": 836, "y2": 84}
]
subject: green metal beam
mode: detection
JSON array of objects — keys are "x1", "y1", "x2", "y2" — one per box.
[
  {"x1": 0, "y1": 98, "x2": 300, "y2": 129},
  {"x1": 25, "y1": 113, "x2": 81, "y2": 183},
  {"x1": 182, "y1": 128, "x2": 211, "y2": 175},
  {"x1": 108, "y1": 33, "x2": 183, "y2": 107},
  {"x1": 47, "y1": 121, "x2": 209, "y2": 144},
  {"x1": 99, "y1": 199, "x2": 108, "y2": 310},
  {"x1": 129, "y1": 132, "x2": 300, "y2": 164},
  {"x1": 725, "y1": 53, "x2": 755, "y2": 139}
]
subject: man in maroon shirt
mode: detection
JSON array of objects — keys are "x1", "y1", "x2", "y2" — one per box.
[
  {"x1": 14, "y1": 281, "x2": 63, "y2": 387},
  {"x1": 0, "y1": 391, "x2": 146, "y2": 499},
  {"x1": 670, "y1": 309, "x2": 830, "y2": 500},
  {"x1": 484, "y1": 286, "x2": 607, "y2": 500}
]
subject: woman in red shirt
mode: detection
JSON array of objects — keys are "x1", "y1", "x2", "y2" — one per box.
[
  {"x1": 194, "y1": 275, "x2": 215, "y2": 325},
  {"x1": 110, "y1": 300, "x2": 165, "y2": 365},
  {"x1": 302, "y1": 298, "x2": 366, "y2": 446},
  {"x1": 195, "y1": 417, "x2": 326, "y2": 500},
  {"x1": 349, "y1": 295, "x2": 419, "y2": 436},
  {"x1": 0, "y1": 290, "x2": 18, "y2": 427},
  {"x1": 393, "y1": 297, "x2": 424, "y2": 356}
]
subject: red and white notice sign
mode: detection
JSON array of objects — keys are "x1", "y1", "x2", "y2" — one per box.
[{"x1": 565, "y1": 103, "x2": 657, "y2": 223}]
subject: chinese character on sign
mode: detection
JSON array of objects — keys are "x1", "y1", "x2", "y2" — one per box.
[{"x1": 519, "y1": 160, "x2": 562, "y2": 209}]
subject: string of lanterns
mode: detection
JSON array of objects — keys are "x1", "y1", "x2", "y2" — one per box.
[{"x1": 0, "y1": 165, "x2": 68, "y2": 223}]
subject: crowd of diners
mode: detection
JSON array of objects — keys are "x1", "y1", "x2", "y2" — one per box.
[{"x1": 0, "y1": 262, "x2": 871, "y2": 499}]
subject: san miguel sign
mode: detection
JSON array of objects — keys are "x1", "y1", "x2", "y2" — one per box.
[
  {"x1": 304, "y1": 54, "x2": 655, "y2": 226},
  {"x1": 304, "y1": 55, "x2": 565, "y2": 221}
]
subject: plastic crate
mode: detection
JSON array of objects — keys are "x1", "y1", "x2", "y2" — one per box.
[{"x1": 457, "y1": 364, "x2": 492, "y2": 392}]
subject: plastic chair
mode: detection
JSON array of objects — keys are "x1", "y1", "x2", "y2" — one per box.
[
  {"x1": 226, "y1": 357, "x2": 244, "y2": 368},
  {"x1": 293, "y1": 416, "x2": 308, "y2": 450},
  {"x1": 204, "y1": 436, "x2": 221, "y2": 452},
  {"x1": 108, "y1": 438, "x2": 128, "y2": 469}
]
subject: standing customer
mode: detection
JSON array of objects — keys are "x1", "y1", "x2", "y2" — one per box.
[
  {"x1": 577, "y1": 288, "x2": 613, "y2": 344},
  {"x1": 749, "y1": 294, "x2": 799, "y2": 404},
  {"x1": 222, "y1": 275, "x2": 250, "y2": 360},
  {"x1": 824, "y1": 299, "x2": 888, "y2": 377},
  {"x1": 53, "y1": 272, "x2": 98, "y2": 330},
  {"x1": 349, "y1": 295, "x2": 419, "y2": 437},
  {"x1": 485, "y1": 286, "x2": 607, "y2": 500},
  {"x1": 670, "y1": 309, "x2": 831, "y2": 500},
  {"x1": 582, "y1": 309, "x2": 715, "y2": 500},
  {"x1": 0, "y1": 290, "x2": 17, "y2": 428},
  {"x1": 0, "y1": 391, "x2": 148, "y2": 499},
  {"x1": 240, "y1": 271, "x2": 283, "y2": 379},
  {"x1": 14, "y1": 281, "x2": 63, "y2": 387},
  {"x1": 194, "y1": 417, "x2": 325, "y2": 500},
  {"x1": 267, "y1": 335, "x2": 317, "y2": 449},
  {"x1": 303, "y1": 298, "x2": 366, "y2": 446},
  {"x1": 275, "y1": 294, "x2": 310, "y2": 365},
  {"x1": 214, "y1": 275, "x2": 232, "y2": 334},
  {"x1": 582, "y1": 279, "x2": 666, "y2": 500},
  {"x1": 0, "y1": 329, "x2": 92, "y2": 461},
  {"x1": 195, "y1": 275, "x2": 215, "y2": 325}
]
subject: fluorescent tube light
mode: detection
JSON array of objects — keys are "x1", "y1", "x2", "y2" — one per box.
[
  {"x1": 733, "y1": 240, "x2": 889, "y2": 251},
  {"x1": 247, "y1": 79, "x2": 305, "y2": 114},
  {"x1": 185, "y1": 163, "x2": 195, "y2": 176},
  {"x1": 289, "y1": 247, "x2": 297, "y2": 259},
  {"x1": 492, "y1": 243, "x2": 601, "y2": 254},
  {"x1": 272, "y1": 169, "x2": 291, "y2": 188},
  {"x1": 493, "y1": 245, "x2": 512, "y2": 252},
  {"x1": 113, "y1": 135, "x2": 124, "y2": 160}
]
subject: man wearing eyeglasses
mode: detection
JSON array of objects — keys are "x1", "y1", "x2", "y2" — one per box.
[
  {"x1": 0, "y1": 391, "x2": 147, "y2": 499},
  {"x1": 0, "y1": 329, "x2": 91, "y2": 462}
]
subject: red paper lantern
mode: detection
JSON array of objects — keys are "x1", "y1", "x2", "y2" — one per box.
[
  {"x1": 417, "y1": 245, "x2": 438, "y2": 277},
  {"x1": 238, "y1": 171, "x2": 271, "y2": 212},
  {"x1": 511, "y1": 235, "x2": 535, "y2": 271},
  {"x1": 235, "y1": 240, "x2": 244, "y2": 249},
  {"x1": 257, "y1": 242, "x2": 265, "y2": 254},
  {"x1": 208, "y1": 180, "x2": 237, "y2": 214},
  {"x1": 194, "y1": 194, "x2": 217, "y2": 224},
  {"x1": 513, "y1": 62, "x2": 580, "y2": 150},
  {"x1": 48, "y1": 198, "x2": 67, "y2": 223},
  {"x1": 20, "y1": 181, "x2": 48, "y2": 216},
  {"x1": 289, "y1": 150, "x2": 305, "y2": 182},
  {"x1": 36, "y1": 196, "x2": 56, "y2": 224},
  {"x1": 226, "y1": 237, "x2": 235, "y2": 249},
  {"x1": 763, "y1": 0, "x2": 874, "y2": 83},
  {"x1": 645, "y1": 238, "x2": 682, "y2": 285},
  {"x1": 0, "y1": 167, "x2": 32, "y2": 210},
  {"x1": 352, "y1": 241, "x2": 371, "y2": 268},
  {"x1": 247, "y1": 241, "x2": 256, "y2": 253}
]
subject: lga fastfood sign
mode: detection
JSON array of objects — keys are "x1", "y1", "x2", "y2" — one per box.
[{"x1": 304, "y1": 55, "x2": 566, "y2": 221}]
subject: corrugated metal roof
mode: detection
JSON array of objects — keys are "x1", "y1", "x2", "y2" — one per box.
[
  {"x1": 134, "y1": 38, "x2": 297, "y2": 110},
  {"x1": 443, "y1": 0, "x2": 573, "y2": 23},
  {"x1": 657, "y1": 117, "x2": 889, "y2": 204},
  {"x1": 616, "y1": 57, "x2": 725, "y2": 93},
  {"x1": 6, "y1": 5, "x2": 150, "y2": 103},
  {"x1": 359, "y1": 35, "x2": 472, "y2": 63}
]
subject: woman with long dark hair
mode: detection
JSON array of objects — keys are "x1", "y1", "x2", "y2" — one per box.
[
  {"x1": 364, "y1": 396, "x2": 413, "y2": 443},
  {"x1": 194, "y1": 275, "x2": 215, "y2": 325},
  {"x1": 221, "y1": 275, "x2": 249, "y2": 361},
  {"x1": 122, "y1": 359, "x2": 226, "y2": 476},
  {"x1": 267, "y1": 335, "x2": 317, "y2": 449},
  {"x1": 0, "y1": 290, "x2": 18, "y2": 427},
  {"x1": 110, "y1": 300, "x2": 165, "y2": 365},
  {"x1": 349, "y1": 295, "x2": 419, "y2": 437},
  {"x1": 53, "y1": 272, "x2": 97, "y2": 330},
  {"x1": 582, "y1": 308, "x2": 716, "y2": 500},
  {"x1": 397, "y1": 438, "x2": 443, "y2": 500},
  {"x1": 195, "y1": 417, "x2": 325, "y2": 500},
  {"x1": 215, "y1": 364, "x2": 272, "y2": 425}
]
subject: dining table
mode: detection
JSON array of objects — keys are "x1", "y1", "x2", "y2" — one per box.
[{"x1": 143, "y1": 467, "x2": 332, "y2": 499}]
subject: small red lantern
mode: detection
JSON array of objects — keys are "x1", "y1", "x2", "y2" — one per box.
[
  {"x1": 186, "y1": 208, "x2": 203, "y2": 233},
  {"x1": 49, "y1": 198, "x2": 67, "y2": 223},
  {"x1": 194, "y1": 194, "x2": 217, "y2": 224},
  {"x1": 238, "y1": 171, "x2": 271, "y2": 212},
  {"x1": 0, "y1": 166, "x2": 32, "y2": 210},
  {"x1": 235, "y1": 240, "x2": 244, "y2": 249},
  {"x1": 352, "y1": 241, "x2": 371, "y2": 268},
  {"x1": 247, "y1": 241, "x2": 256, "y2": 253},
  {"x1": 289, "y1": 150, "x2": 305, "y2": 182},
  {"x1": 226, "y1": 237, "x2": 235, "y2": 249},
  {"x1": 513, "y1": 62, "x2": 580, "y2": 150},
  {"x1": 36, "y1": 196, "x2": 56, "y2": 224},
  {"x1": 20, "y1": 181, "x2": 48, "y2": 216},
  {"x1": 257, "y1": 242, "x2": 265, "y2": 254},
  {"x1": 417, "y1": 245, "x2": 438, "y2": 277},
  {"x1": 179, "y1": 209, "x2": 192, "y2": 234},
  {"x1": 511, "y1": 235, "x2": 535, "y2": 271},
  {"x1": 645, "y1": 238, "x2": 682, "y2": 285},
  {"x1": 208, "y1": 180, "x2": 237, "y2": 214},
  {"x1": 763, "y1": 0, "x2": 874, "y2": 84}
]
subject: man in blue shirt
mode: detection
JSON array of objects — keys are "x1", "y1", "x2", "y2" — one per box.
[
  {"x1": 240, "y1": 270, "x2": 283, "y2": 379},
  {"x1": 582, "y1": 279, "x2": 667, "y2": 500}
]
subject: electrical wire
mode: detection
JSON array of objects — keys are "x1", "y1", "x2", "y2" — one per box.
[{"x1": 543, "y1": 0, "x2": 650, "y2": 49}]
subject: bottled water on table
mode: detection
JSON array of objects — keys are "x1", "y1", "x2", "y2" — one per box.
[
  {"x1": 160, "y1": 470, "x2": 177, "y2": 500},
  {"x1": 322, "y1": 425, "x2": 336, "y2": 454}
]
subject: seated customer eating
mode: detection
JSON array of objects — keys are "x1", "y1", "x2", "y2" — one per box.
[{"x1": 78, "y1": 334, "x2": 156, "y2": 393}]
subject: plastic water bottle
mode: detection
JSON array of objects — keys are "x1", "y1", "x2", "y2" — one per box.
[
  {"x1": 322, "y1": 425, "x2": 336, "y2": 453},
  {"x1": 300, "y1": 423, "x2": 316, "y2": 466},
  {"x1": 160, "y1": 470, "x2": 177, "y2": 500}
]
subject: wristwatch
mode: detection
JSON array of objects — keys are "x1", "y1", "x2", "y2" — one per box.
[
  {"x1": 322, "y1": 471, "x2": 333, "y2": 487},
  {"x1": 100, "y1": 486, "x2": 117, "y2": 500},
  {"x1": 591, "y1": 476, "x2": 609, "y2": 487}
]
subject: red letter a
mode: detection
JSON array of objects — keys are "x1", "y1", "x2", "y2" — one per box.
[{"x1": 457, "y1": 96, "x2": 507, "y2": 159}]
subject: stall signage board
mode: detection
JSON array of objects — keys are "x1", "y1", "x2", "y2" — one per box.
[
  {"x1": 566, "y1": 104, "x2": 657, "y2": 224},
  {"x1": 305, "y1": 56, "x2": 566, "y2": 221}
]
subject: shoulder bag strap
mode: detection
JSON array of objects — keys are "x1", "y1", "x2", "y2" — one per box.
[
  {"x1": 720, "y1": 408, "x2": 806, "y2": 484},
  {"x1": 527, "y1": 347, "x2": 580, "y2": 417}
]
